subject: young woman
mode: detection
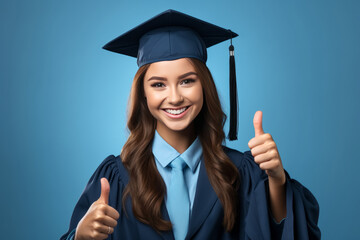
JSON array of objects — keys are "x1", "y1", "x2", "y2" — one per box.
[{"x1": 61, "y1": 10, "x2": 320, "y2": 240}]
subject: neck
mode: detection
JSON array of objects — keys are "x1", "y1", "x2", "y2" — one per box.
[{"x1": 156, "y1": 124, "x2": 196, "y2": 154}]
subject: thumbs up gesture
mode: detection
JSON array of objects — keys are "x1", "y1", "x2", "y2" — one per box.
[
  {"x1": 248, "y1": 111, "x2": 286, "y2": 183},
  {"x1": 75, "y1": 178, "x2": 120, "y2": 240}
]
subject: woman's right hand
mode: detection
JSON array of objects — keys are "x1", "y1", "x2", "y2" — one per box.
[{"x1": 75, "y1": 178, "x2": 120, "y2": 240}]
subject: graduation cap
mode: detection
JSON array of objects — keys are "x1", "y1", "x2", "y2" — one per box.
[{"x1": 103, "y1": 9, "x2": 239, "y2": 140}]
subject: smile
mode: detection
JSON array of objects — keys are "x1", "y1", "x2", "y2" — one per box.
[
  {"x1": 164, "y1": 107, "x2": 188, "y2": 115},
  {"x1": 162, "y1": 106, "x2": 190, "y2": 119}
]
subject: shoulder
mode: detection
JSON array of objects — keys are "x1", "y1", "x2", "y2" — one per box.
[
  {"x1": 92, "y1": 154, "x2": 129, "y2": 185},
  {"x1": 222, "y1": 146, "x2": 267, "y2": 185},
  {"x1": 222, "y1": 146, "x2": 254, "y2": 169}
]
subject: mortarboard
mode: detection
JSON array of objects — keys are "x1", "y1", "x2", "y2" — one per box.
[{"x1": 103, "y1": 9, "x2": 239, "y2": 140}]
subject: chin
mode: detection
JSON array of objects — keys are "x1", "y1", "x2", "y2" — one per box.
[
  {"x1": 165, "y1": 123, "x2": 191, "y2": 132},
  {"x1": 158, "y1": 119, "x2": 194, "y2": 133}
]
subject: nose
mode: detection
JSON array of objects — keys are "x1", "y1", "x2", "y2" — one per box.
[{"x1": 168, "y1": 86, "x2": 184, "y2": 105}]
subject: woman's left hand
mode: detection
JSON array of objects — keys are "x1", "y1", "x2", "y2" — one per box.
[{"x1": 248, "y1": 111, "x2": 286, "y2": 184}]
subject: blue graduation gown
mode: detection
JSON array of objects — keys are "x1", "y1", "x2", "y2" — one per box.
[{"x1": 60, "y1": 147, "x2": 320, "y2": 240}]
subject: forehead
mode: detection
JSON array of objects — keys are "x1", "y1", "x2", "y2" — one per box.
[{"x1": 145, "y1": 58, "x2": 196, "y2": 78}]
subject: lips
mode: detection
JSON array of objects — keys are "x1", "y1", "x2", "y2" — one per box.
[
  {"x1": 164, "y1": 107, "x2": 188, "y2": 115},
  {"x1": 162, "y1": 106, "x2": 190, "y2": 119}
]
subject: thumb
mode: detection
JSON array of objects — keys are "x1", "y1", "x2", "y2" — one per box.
[
  {"x1": 253, "y1": 110, "x2": 264, "y2": 137},
  {"x1": 98, "y1": 177, "x2": 110, "y2": 204}
]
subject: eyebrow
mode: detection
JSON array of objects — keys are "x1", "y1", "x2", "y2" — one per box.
[{"x1": 147, "y1": 71, "x2": 198, "y2": 81}]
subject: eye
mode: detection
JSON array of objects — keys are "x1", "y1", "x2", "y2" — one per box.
[
  {"x1": 180, "y1": 78, "x2": 196, "y2": 85},
  {"x1": 151, "y1": 82, "x2": 165, "y2": 88}
]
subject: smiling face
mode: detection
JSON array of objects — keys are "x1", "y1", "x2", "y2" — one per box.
[{"x1": 143, "y1": 58, "x2": 203, "y2": 137}]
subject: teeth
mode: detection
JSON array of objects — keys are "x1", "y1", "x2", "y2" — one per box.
[{"x1": 165, "y1": 107, "x2": 187, "y2": 115}]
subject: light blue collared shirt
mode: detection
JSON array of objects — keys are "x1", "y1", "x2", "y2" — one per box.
[{"x1": 152, "y1": 130, "x2": 203, "y2": 213}]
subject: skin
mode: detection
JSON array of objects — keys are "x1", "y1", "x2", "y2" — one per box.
[
  {"x1": 75, "y1": 178, "x2": 119, "y2": 240},
  {"x1": 143, "y1": 58, "x2": 204, "y2": 153},
  {"x1": 248, "y1": 111, "x2": 287, "y2": 222},
  {"x1": 74, "y1": 58, "x2": 286, "y2": 239}
]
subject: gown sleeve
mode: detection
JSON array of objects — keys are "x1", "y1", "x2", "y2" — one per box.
[
  {"x1": 238, "y1": 150, "x2": 321, "y2": 240},
  {"x1": 59, "y1": 155, "x2": 123, "y2": 240}
]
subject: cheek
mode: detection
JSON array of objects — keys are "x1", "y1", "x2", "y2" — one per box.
[
  {"x1": 145, "y1": 90, "x2": 163, "y2": 110},
  {"x1": 189, "y1": 86, "x2": 204, "y2": 107},
  {"x1": 145, "y1": 98, "x2": 159, "y2": 119}
]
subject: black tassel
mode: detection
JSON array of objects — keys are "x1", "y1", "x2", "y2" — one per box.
[{"x1": 228, "y1": 39, "x2": 238, "y2": 140}]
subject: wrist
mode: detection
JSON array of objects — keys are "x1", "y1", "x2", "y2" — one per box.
[{"x1": 268, "y1": 171, "x2": 286, "y2": 186}]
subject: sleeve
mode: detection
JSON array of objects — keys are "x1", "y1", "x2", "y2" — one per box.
[
  {"x1": 240, "y1": 150, "x2": 321, "y2": 240},
  {"x1": 59, "y1": 155, "x2": 122, "y2": 240}
]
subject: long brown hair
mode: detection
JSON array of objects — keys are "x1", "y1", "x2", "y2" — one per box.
[{"x1": 121, "y1": 58, "x2": 240, "y2": 232}]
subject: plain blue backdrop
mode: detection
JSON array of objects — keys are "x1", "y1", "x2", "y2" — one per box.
[{"x1": 1, "y1": 0, "x2": 359, "y2": 239}]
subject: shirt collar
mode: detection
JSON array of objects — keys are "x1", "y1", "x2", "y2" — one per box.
[{"x1": 152, "y1": 130, "x2": 203, "y2": 172}]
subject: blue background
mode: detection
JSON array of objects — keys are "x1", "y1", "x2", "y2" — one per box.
[{"x1": 1, "y1": 0, "x2": 359, "y2": 239}]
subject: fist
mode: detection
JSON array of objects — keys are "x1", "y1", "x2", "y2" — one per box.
[
  {"x1": 248, "y1": 111, "x2": 285, "y2": 183},
  {"x1": 75, "y1": 178, "x2": 120, "y2": 240}
]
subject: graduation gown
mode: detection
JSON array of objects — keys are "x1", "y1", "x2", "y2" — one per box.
[{"x1": 60, "y1": 147, "x2": 321, "y2": 240}]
